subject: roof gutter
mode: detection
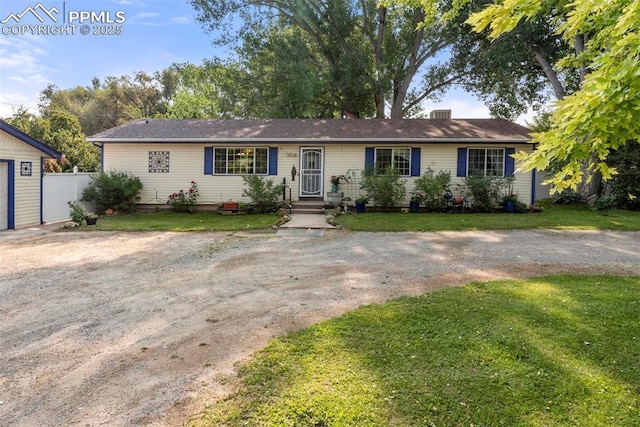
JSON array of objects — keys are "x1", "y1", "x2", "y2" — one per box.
[{"x1": 88, "y1": 137, "x2": 532, "y2": 144}]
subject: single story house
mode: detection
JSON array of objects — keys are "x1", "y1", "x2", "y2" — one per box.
[
  {"x1": 88, "y1": 115, "x2": 535, "y2": 209},
  {"x1": 0, "y1": 119, "x2": 62, "y2": 230}
]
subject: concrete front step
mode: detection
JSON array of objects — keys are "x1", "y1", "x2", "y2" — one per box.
[
  {"x1": 290, "y1": 199, "x2": 325, "y2": 215},
  {"x1": 291, "y1": 208, "x2": 325, "y2": 215}
]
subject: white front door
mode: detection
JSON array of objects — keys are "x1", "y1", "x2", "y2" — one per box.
[
  {"x1": 0, "y1": 162, "x2": 7, "y2": 230},
  {"x1": 299, "y1": 147, "x2": 324, "y2": 197}
]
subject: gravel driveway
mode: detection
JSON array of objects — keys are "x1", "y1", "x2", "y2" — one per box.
[{"x1": 1, "y1": 228, "x2": 639, "y2": 426}]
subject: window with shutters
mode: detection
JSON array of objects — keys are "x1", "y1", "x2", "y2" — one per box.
[
  {"x1": 213, "y1": 147, "x2": 268, "y2": 175},
  {"x1": 467, "y1": 148, "x2": 505, "y2": 176},
  {"x1": 374, "y1": 147, "x2": 411, "y2": 176}
]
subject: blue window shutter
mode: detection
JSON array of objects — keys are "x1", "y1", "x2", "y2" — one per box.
[
  {"x1": 365, "y1": 147, "x2": 375, "y2": 172},
  {"x1": 505, "y1": 148, "x2": 515, "y2": 176},
  {"x1": 268, "y1": 147, "x2": 278, "y2": 175},
  {"x1": 204, "y1": 147, "x2": 213, "y2": 175},
  {"x1": 410, "y1": 147, "x2": 420, "y2": 177},
  {"x1": 457, "y1": 148, "x2": 467, "y2": 177}
]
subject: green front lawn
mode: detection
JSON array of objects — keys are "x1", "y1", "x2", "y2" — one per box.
[
  {"x1": 82, "y1": 211, "x2": 280, "y2": 232},
  {"x1": 337, "y1": 204, "x2": 640, "y2": 232},
  {"x1": 74, "y1": 204, "x2": 640, "y2": 232},
  {"x1": 193, "y1": 275, "x2": 640, "y2": 426}
]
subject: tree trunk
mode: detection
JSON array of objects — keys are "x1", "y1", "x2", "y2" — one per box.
[
  {"x1": 576, "y1": 153, "x2": 603, "y2": 205},
  {"x1": 532, "y1": 45, "x2": 566, "y2": 100}
]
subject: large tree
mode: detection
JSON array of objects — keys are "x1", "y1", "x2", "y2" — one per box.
[
  {"x1": 190, "y1": 0, "x2": 463, "y2": 118},
  {"x1": 5, "y1": 107, "x2": 99, "y2": 172},
  {"x1": 463, "y1": 0, "x2": 640, "y2": 197},
  {"x1": 39, "y1": 70, "x2": 177, "y2": 135},
  {"x1": 444, "y1": 0, "x2": 572, "y2": 120}
]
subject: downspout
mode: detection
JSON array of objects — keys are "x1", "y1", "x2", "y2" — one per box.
[
  {"x1": 8, "y1": 160, "x2": 15, "y2": 229},
  {"x1": 40, "y1": 157, "x2": 44, "y2": 224},
  {"x1": 531, "y1": 168, "x2": 537, "y2": 205}
]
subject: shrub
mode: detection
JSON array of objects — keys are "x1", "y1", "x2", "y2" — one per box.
[
  {"x1": 67, "y1": 200, "x2": 85, "y2": 224},
  {"x1": 82, "y1": 170, "x2": 143, "y2": 214},
  {"x1": 461, "y1": 173, "x2": 510, "y2": 213},
  {"x1": 242, "y1": 175, "x2": 283, "y2": 213},
  {"x1": 553, "y1": 190, "x2": 584, "y2": 205},
  {"x1": 167, "y1": 181, "x2": 199, "y2": 212},
  {"x1": 595, "y1": 194, "x2": 618, "y2": 211},
  {"x1": 413, "y1": 167, "x2": 451, "y2": 211},
  {"x1": 361, "y1": 167, "x2": 406, "y2": 212},
  {"x1": 606, "y1": 143, "x2": 640, "y2": 210}
]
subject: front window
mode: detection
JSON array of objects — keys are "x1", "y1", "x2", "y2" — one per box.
[
  {"x1": 468, "y1": 148, "x2": 504, "y2": 176},
  {"x1": 214, "y1": 148, "x2": 268, "y2": 175},
  {"x1": 375, "y1": 147, "x2": 410, "y2": 176}
]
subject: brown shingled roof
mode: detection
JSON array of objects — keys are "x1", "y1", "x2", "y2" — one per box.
[{"x1": 88, "y1": 118, "x2": 531, "y2": 142}]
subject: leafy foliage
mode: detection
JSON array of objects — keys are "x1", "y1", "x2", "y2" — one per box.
[
  {"x1": 67, "y1": 200, "x2": 85, "y2": 224},
  {"x1": 605, "y1": 142, "x2": 640, "y2": 211},
  {"x1": 360, "y1": 167, "x2": 407, "y2": 211},
  {"x1": 460, "y1": 173, "x2": 511, "y2": 213},
  {"x1": 167, "y1": 181, "x2": 199, "y2": 212},
  {"x1": 82, "y1": 171, "x2": 143, "y2": 214},
  {"x1": 190, "y1": 0, "x2": 463, "y2": 118},
  {"x1": 465, "y1": 0, "x2": 640, "y2": 193},
  {"x1": 413, "y1": 167, "x2": 451, "y2": 211},
  {"x1": 552, "y1": 190, "x2": 584, "y2": 205},
  {"x1": 39, "y1": 70, "x2": 177, "y2": 135},
  {"x1": 241, "y1": 175, "x2": 283, "y2": 213},
  {"x1": 4, "y1": 107, "x2": 99, "y2": 172}
]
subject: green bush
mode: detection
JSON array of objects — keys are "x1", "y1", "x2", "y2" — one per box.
[
  {"x1": 413, "y1": 167, "x2": 451, "y2": 211},
  {"x1": 242, "y1": 175, "x2": 283, "y2": 213},
  {"x1": 82, "y1": 170, "x2": 143, "y2": 214},
  {"x1": 461, "y1": 173, "x2": 510, "y2": 213},
  {"x1": 553, "y1": 190, "x2": 584, "y2": 205},
  {"x1": 67, "y1": 200, "x2": 85, "y2": 223},
  {"x1": 361, "y1": 167, "x2": 406, "y2": 212},
  {"x1": 606, "y1": 142, "x2": 640, "y2": 210},
  {"x1": 167, "y1": 181, "x2": 199, "y2": 213}
]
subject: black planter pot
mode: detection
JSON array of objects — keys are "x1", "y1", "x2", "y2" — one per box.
[
  {"x1": 85, "y1": 217, "x2": 97, "y2": 225},
  {"x1": 355, "y1": 201, "x2": 366, "y2": 213},
  {"x1": 409, "y1": 201, "x2": 420, "y2": 213}
]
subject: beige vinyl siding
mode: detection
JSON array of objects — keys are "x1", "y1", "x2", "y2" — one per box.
[
  {"x1": 104, "y1": 143, "x2": 284, "y2": 205},
  {"x1": 421, "y1": 144, "x2": 533, "y2": 204},
  {"x1": 0, "y1": 130, "x2": 45, "y2": 228},
  {"x1": 102, "y1": 141, "x2": 534, "y2": 207}
]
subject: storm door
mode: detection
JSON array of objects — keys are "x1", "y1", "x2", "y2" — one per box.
[{"x1": 299, "y1": 147, "x2": 324, "y2": 197}]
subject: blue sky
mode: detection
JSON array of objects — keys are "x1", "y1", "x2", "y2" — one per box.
[{"x1": 0, "y1": 0, "x2": 498, "y2": 120}]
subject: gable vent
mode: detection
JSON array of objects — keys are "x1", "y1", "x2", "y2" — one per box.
[{"x1": 430, "y1": 109, "x2": 452, "y2": 119}]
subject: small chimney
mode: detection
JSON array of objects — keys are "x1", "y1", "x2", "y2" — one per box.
[{"x1": 430, "y1": 109, "x2": 451, "y2": 119}]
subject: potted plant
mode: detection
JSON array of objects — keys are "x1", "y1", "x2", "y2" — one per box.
[
  {"x1": 409, "y1": 191, "x2": 423, "y2": 213},
  {"x1": 84, "y1": 212, "x2": 98, "y2": 225},
  {"x1": 355, "y1": 196, "x2": 368, "y2": 213},
  {"x1": 502, "y1": 194, "x2": 518, "y2": 213},
  {"x1": 222, "y1": 201, "x2": 239, "y2": 210},
  {"x1": 330, "y1": 175, "x2": 341, "y2": 192}
]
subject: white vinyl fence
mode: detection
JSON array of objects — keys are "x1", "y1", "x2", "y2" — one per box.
[
  {"x1": 43, "y1": 171, "x2": 95, "y2": 223},
  {"x1": 535, "y1": 171, "x2": 552, "y2": 201}
]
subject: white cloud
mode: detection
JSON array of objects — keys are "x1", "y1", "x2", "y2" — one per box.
[
  {"x1": 135, "y1": 12, "x2": 160, "y2": 19},
  {"x1": 0, "y1": 35, "x2": 54, "y2": 117},
  {"x1": 171, "y1": 16, "x2": 191, "y2": 24}
]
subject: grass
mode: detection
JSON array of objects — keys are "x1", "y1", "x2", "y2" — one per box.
[
  {"x1": 80, "y1": 211, "x2": 280, "y2": 232},
  {"x1": 337, "y1": 203, "x2": 640, "y2": 232},
  {"x1": 193, "y1": 275, "x2": 640, "y2": 426}
]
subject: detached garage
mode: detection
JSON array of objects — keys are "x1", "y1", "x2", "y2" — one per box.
[{"x1": 0, "y1": 119, "x2": 61, "y2": 230}]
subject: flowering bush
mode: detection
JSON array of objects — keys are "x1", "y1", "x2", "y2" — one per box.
[{"x1": 167, "y1": 181, "x2": 199, "y2": 212}]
